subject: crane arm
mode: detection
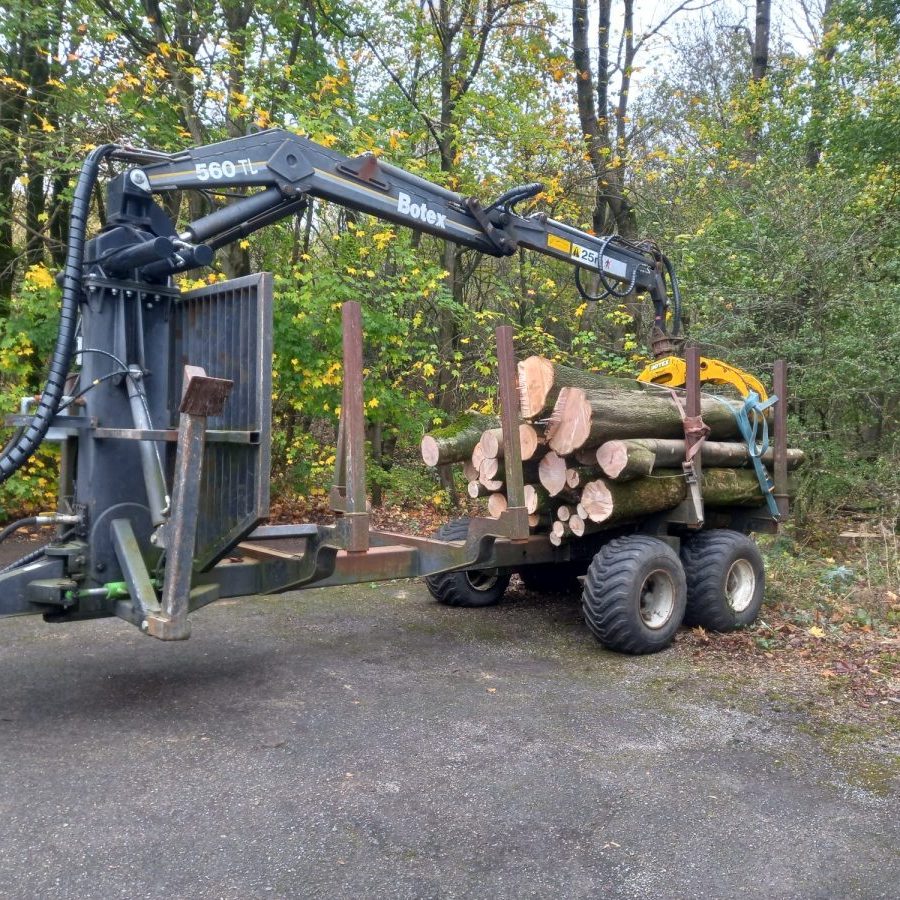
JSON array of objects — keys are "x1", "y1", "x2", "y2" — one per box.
[{"x1": 101, "y1": 129, "x2": 675, "y2": 332}]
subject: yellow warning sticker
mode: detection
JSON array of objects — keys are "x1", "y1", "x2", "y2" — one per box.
[{"x1": 547, "y1": 234, "x2": 571, "y2": 254}]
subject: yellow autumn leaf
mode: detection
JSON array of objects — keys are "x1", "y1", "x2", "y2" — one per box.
[{"x1": 808, "y1": 626, "x2": 826, "y2": 639}]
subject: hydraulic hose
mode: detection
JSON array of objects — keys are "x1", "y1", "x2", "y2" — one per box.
[
  {"x1": 0, "y1": 513, "x2": 81, "y2": 545},
  {"x1": 663, "y1": 254, "x2": 682, "y2": 336},
  {"x1": 0, "y1": 516, "x2": 39, "y2": 544},
  {"x1": 0, "y1": 143, "x2": 120, "y2": 484}
]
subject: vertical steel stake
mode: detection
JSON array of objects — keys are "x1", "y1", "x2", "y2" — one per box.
[
  {"x1": 146, "y1": 365, "x2": 232, "y2": 640},
  {"x1": 340, "y1": 301, "x2": 370, "y2": 552},
  {"x1": 495, "y1": 325, "x2": 529, "y2": 539},
  {"x1": 682, "y1": 343, "x2": 704, "y2": 527}
]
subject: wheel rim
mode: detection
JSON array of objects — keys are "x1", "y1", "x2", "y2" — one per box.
[
  {"x1": 725, "y1": 559, "x2": 756, "y2": 612},
  {"x1": 639, "y1": 569, "x2": 676, "y2": 629},
  {"x1": 466, "y1": 568, "x2": 500, "y2": 592}
]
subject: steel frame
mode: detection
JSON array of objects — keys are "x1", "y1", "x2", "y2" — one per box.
[{"x1": 0, "y1": 295, "x2": 789, "y2": 639}]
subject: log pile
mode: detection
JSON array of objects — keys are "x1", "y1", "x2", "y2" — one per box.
[{"x1": 421, "y1": 355, "x2": 803, "y2": 545}]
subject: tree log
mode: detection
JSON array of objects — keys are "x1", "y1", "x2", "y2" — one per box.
[
  {"x1": 467, "y1": 480, "x2": 489, "y2": 498},
  {"x1": 479, "y1": 458, "x2": 539, "y2": 486},
  {"x1": 557, "y1": 504, "x2": 572, "y2": 522},
  {"x1": 487, "y1": 493, "x2": 508, "y2": 518},
  {"x1": 421, "y1": 413, "x2": 499, "y2": 466},
  {"x1": 480, "y1": 424, "x2": 543, "y2": 461},
  {"x1": 597, "y1": 438, "x2": 806, "y2": 481},
  {"x1": 517, "y1": 355, "x2": 644, "y2": 419},
  {"x1": 529, "y1": 512, "x2": 550, "y2": 530},
  {"x1": 547, "y1": 387, "x2": 742, "y2": 455},
  {"x1": 523, "y1": 483, "x2": 553, "y2": 515},
  {"x1": 471, "y1": 441, "x2": 486, "y2": 470},
  {"x1": 568, "y1": 515, "x2": 605, "y2": 538},
  {"x1": 462, "y1": 460, "x2": 478, "y2": 482},
  {"x1": 538, "y1": 451, "x2": 568, "y2": 496},
  {"x1": 565, "y1": 465, "x2": 604, "y2": 490},
  {"x1": 581, "y1": 468, "x2": 771, "y2": 526}
]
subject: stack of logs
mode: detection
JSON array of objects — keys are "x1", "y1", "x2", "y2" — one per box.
[{"x1": 420, "y1": 356, "x2": 803, "y2": 545}]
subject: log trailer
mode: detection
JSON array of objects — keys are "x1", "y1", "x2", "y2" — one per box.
[{"x1": 0, "y1": 130, "x2": 790, "y2": 653}]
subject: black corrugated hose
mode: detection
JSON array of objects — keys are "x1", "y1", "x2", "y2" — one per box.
[{"x1": 0, "y1": 143, "x2": 120, "y2": 483}]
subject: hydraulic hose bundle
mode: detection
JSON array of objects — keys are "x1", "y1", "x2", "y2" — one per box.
[{"x1": 0, "y1": 143, "x2": 120, "y2": 484}]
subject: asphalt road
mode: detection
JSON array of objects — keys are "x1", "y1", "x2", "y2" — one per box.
[{"x1": 0, "y1": 575, "x2": 897, "y2": 899}]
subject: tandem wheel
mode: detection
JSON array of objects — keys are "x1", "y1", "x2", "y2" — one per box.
[
  {"x1": 581, "y1": 535, "x2": 687, "y2": 654},
  {"x1": 680, "y1": 529, "x2": 765, "y2": 631},
  {"x1": 424, "y1": 518, "x2": 511, "y2": 608}
]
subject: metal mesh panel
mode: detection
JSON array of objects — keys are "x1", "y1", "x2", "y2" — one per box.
[{"x1": 169, "y1": 273, "x2": 272, "y2": 569}]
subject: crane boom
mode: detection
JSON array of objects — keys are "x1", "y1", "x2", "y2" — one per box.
[{"x1": 99, "y1": 129, "x2": 675, "y2": 331}]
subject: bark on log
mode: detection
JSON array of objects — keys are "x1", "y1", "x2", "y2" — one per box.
[
  {"x1": 547, "y1": 387, "x2": 742, "y2": 455},
  {"x1": 581, "y1": 468, "x2": 769, "y2": 526},
  {"x1": 523, "y1": 483, "x2": 552, "y2": 515},
  {"x1": 421, "y1": 413, "x2": 499, "y2": 466},
  {"x1": 565, "y1": 465, "x2": 604, "y2": 490},
  {"x1": 462, "y1": 460, "x2": 478, "y2": 482},
  {"x1": 517, "y1": 355, "x2": 644, "y2": 419},
  {"x1": 597, "y1": 438, "x2": 806, "y2": 481},
  {"x1": 568, "y1": 515, "x2": 605, "y2": 537},
  {"x1": 479, "y1": 458, "x2": 539, "y2": 486},
  {"x1": 480, "y1": 424, "x2": 543, "y2": 461},
  {"x1": 529, "y1": 512, "x2": 551, "y2": 530}
]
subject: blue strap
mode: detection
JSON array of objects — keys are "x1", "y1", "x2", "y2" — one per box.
[{"x1": 732, "y1": 391, "x2": 781, "y2": 519}]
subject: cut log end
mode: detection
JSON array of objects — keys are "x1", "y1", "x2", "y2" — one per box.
[
  {"x1": 518, "y1": 356, "x2": 555, "y2": 419},
  {"x1": 420, "y1": 435, "x2": 440, "y2": 468},
  {"x1": 581, "y1": 480, "x2": 614, "y2": 523},
  {"x1": 538, "y1": 451, "x2": 568, "y2": 496},
  {"x1": 547, "y1": 387, "x2": 591, "y2": 455},
  {"x1": 487, "y1": 493, "x2": 508, "y2": 518}
]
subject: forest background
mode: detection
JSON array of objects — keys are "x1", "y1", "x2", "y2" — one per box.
[{"x1": 0, "y1": 0, "x2": 898, "y2": 589}]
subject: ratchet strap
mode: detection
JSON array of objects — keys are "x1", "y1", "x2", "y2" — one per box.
[
  {"x1": 667, "y1": 390, "x2": 711, "y2": 525},
  {"x1": 730, "y1": 391, "x2": 781, "y2": 519}
]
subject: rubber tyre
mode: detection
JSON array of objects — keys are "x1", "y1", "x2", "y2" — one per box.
[
  {"x1": 518, "y1": 563, "x2": 585, "y2": 595},
  {"x1": 424, "y1": 518, "x2": 511, "y2": 608},
  {"x1": 681, "y1": 529, "x2": 764, "y2": 631},
  {"x1": 581, "y1": 535, "x2": 687, "y2": 654}
]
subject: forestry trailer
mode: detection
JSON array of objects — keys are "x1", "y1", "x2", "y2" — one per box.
[{"x1": 0, "y1": 130, "x2": 791, "y2": 654}]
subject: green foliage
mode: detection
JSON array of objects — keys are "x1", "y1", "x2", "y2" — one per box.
[
  {"x1": 0, "y1": 0, "x2": 897, "y2": 526},
  {"x1": 0, "y1": 266, "x2": 61, "y2": 514}
]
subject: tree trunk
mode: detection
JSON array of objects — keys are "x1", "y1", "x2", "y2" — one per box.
[
  {"x1": 752, "y1": 0, "x2": 772, "y2": 83},
  {"x1": 480, "y1": 423, "x2": 544, "y2": 461},
  {"x1": 581, "y1": 468, "x2": 768, "y2": 526},
  {"x1": 597, "y1": 438, "x2": 805, "y2": 481},
  {"x1": 517, "y1": 355, "x2": 644, "y2": 419},
  {"x1": 421, "y1": 413, "x2": 499, "y2": 466},
  {"x1": 548, "y1": 387, "x2": 742, "y2": 454}
]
